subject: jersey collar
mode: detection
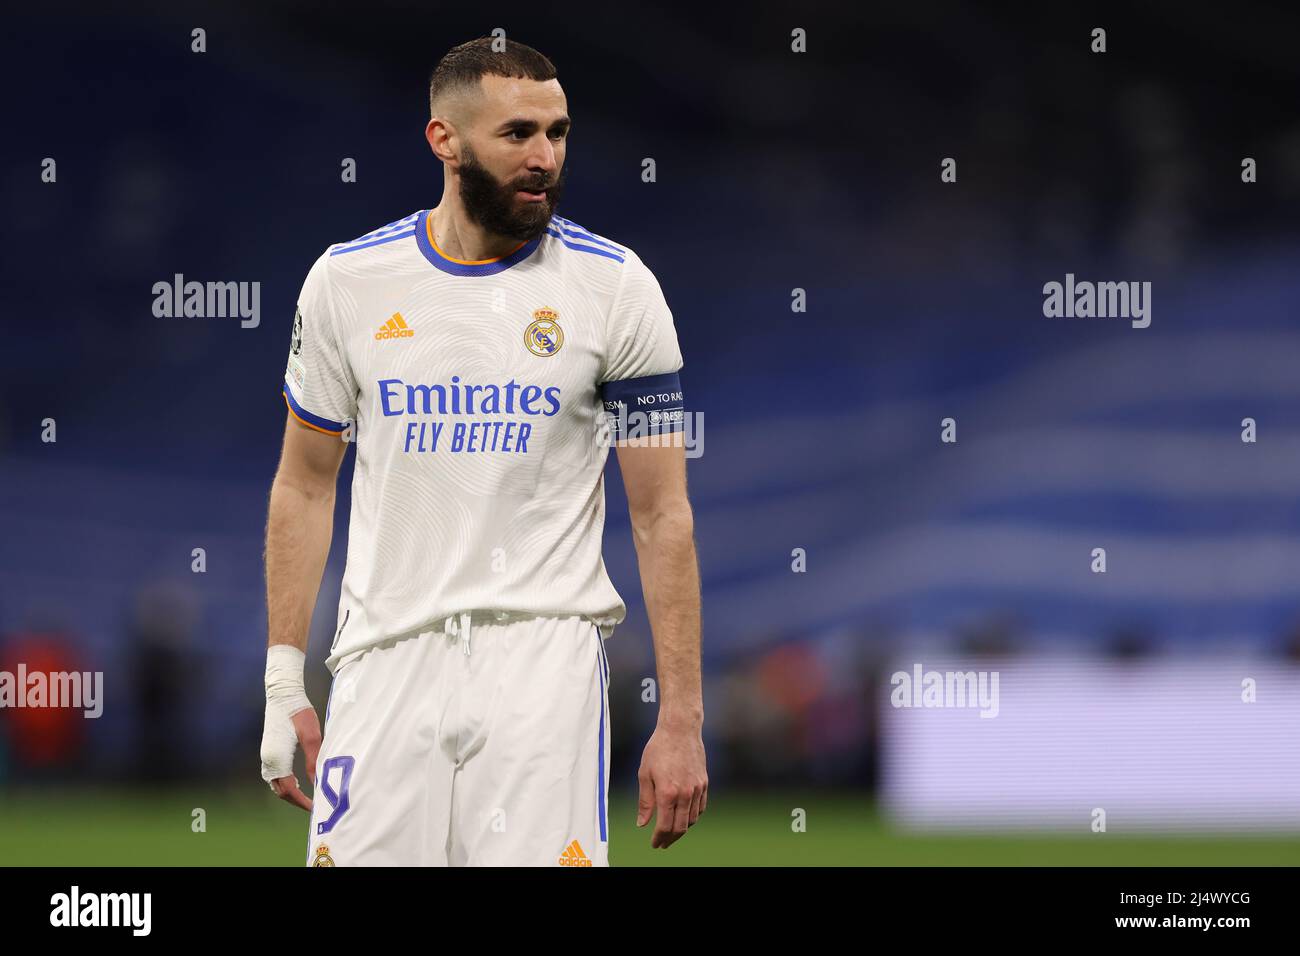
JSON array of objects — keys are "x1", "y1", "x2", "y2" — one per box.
[{"x1": 414, "y1": 208, "x2": 542, "y2": 276}]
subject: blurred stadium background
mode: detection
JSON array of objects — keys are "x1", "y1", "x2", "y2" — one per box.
[{"x1": 2, "y1": 2, "x2": 1300, "y2": 864}]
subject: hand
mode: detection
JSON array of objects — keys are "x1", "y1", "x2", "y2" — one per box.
[
  {"x1": 260, "y1": 644, "x2": 320, "y2": 812},
  {"x1": 262, "y1": 705, "x2": 321, "y2": 812},
  {"x1": 636, "y1": 720, "x2": 708, "y2": 848}
]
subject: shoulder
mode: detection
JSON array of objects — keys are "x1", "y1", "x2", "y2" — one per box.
[
  {"x1": 542, "y1": 216, "x2": 668, "y2": 310},
  {"x1": 296, "y1": 212, "x2": 421, "y2": 327},
  {"x1": 323, "y1": 210, "x2": 424, "y2": 265},
  {"x1": 299, "y1": 210, "x2": 425, "y2": 297},
  {"x1": 544, "y1": 214, "x2": 643, "y2": 269}
]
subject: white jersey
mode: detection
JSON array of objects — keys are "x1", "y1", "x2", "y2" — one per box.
[{"x1": 282, "y1": 209, "x2": 685, "y2": 673}]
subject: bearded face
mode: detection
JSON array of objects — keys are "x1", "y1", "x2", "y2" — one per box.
[{"x1": 457, "y1": 142, "x2": 567, "y2": 242}]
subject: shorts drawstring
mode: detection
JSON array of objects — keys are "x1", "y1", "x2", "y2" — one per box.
[
  {"x1": 445, "y1": 611, "x2": 473, "y2": 656},
  {"x1": 442, "y1": 610, "x2": 526, "y2": 656}
]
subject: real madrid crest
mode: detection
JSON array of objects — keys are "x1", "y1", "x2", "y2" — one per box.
[
  {"x1": 312, "y1": 844, "x2": 336, "y2": 867},
  {"x1": 525, "y1": 308, "x2": 564, "y2": 357}
]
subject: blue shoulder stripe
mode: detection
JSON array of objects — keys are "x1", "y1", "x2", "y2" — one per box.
[
  {"x1": 550, "y1": 216, "x2": 626, "y2": 255},
  {"x1": 329, "y1": 211, "x2": 422, "y2": 255},
  {"x1": 352, "y1": 212, "x2": 420, "y2": 243},
  {"x1": 545, "y1": 227, "x2": 626, "y2": 262},
  {"x1": 329, "y1": 229, "x2": 416, "y2": 256}
]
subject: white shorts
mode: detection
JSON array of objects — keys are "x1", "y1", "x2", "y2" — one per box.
[{"x1": 305, "y1": 612, "x2": 612, "y2": 867}]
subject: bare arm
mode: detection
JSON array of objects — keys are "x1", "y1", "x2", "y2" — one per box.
[
  {"x1": 616, "y1": 430, "x2": 707, "y2": 848},
  {"x1": 266, "y1": 412, "x2": 348, "y2": 652},
  {"x1": 261, "y1": 412, "x2": 347, "y2": 810}
]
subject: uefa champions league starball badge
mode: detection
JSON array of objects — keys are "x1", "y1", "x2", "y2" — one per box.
[{"x1": 525, "y1": 308, "x2": 564, "y2": 357}]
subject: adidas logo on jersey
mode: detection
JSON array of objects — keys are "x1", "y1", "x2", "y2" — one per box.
[
  {"x1": 375, "y1": 312, "x2": 414, "y2": 341},
  {"x1": 557, "y1": 840, "x2": 592, "y2": 867}
]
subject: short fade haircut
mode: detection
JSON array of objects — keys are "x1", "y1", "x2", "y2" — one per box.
[{"x1": 428, "y1": 37, "x2": 558, "y2": 118}]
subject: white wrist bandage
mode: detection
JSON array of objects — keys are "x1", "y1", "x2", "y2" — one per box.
[{"x1": 260, "y1": 645, "x2": 315, "y2": 788}]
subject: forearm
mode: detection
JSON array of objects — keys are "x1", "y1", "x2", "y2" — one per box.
[
  {"x1": 264, "y1": 473, "x2": 336, "y2": 652},
  {"x1": 631, "y1": 501, "x2": 702, "y2": 730}
]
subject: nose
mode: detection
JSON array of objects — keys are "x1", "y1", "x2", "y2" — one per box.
[{"x1": 527, "y1": 136, "x2": 559, "y2": 178}]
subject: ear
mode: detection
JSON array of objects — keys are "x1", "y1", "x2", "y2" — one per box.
[{"x1": 426, "y1": 117, "x2": 455, "y2": 165}]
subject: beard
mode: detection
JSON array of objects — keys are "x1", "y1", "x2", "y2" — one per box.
[{"x1": 457, "y1": 144, "x2": 566, "y2": 242}]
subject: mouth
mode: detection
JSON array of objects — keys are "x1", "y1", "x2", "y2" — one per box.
[{"x1": 516, "y1": 187, "x2": 548, "y2": 202}]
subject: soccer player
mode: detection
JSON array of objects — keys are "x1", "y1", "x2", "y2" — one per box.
[{"x1": 259, "y1": 37, "x2": 706, "y2": 866}]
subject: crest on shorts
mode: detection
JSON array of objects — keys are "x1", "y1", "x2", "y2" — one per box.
[
  {"x1": 312, "y1": 844, "x2": 336, "y2": 867},
  {"x1": 525, "y1": 308, "x2": 563, "y2": 357}
]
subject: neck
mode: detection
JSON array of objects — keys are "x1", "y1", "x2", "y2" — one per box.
[{"x1": 428, "y1": 197, "x2": 527, "y2": 262}]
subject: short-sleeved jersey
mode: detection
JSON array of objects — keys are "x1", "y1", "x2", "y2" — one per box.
[{"x1": 282, "y1": 210, "x2": 685, "y2": 673}]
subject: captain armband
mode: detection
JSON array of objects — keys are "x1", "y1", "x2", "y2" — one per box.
[{"x1": 600, "y1": 371, "x2": 685, "y2": 442}]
